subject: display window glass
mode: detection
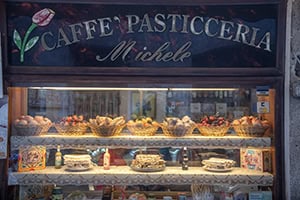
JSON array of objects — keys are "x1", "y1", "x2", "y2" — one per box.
[{"x1": 7, "y1": 86, "x2": 276, "y2": 199}]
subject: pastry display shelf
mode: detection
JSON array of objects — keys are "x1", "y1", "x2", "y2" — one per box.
[
  {"x1": 10, "y1": 135, "x2": 271, "y2": 151},
  {"x1": 8, "y1": 166, "x2": 273, "y2": 186}
]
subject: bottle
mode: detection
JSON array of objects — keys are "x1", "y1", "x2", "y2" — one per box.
[
  {"x1": 51, "y1": 186, "x2": 63, "y2": 200},
  {"x1": 182, "y1": 147, "x2": 188, "y2": 170},
  {"x1": 148, "y1": 193, "x2": 156, "y2": 200},
  {"x1": 178, "y1": 193, "x2": 187, "y2": 200},
  {"x1": 190, "y1": 92, "x2": 200, "y2": 115},
  {"x1": 55, "y1": 145, "x2": 62, "y2": 169},
  {"x1": 103, "y1": 148, "x2": 110, "y2": 170},
  {"x1": 102, "y1": 185, "x2": 113, "y2": 200}
]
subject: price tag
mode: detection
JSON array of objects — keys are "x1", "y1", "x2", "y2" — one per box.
[{"x1": 257, "y1": 101, "x2": 270, "y2": 113}]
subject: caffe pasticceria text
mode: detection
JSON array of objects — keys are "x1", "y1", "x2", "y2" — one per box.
[{"x1": 41, "y1": 13, "x2": 272, "y2": 62}]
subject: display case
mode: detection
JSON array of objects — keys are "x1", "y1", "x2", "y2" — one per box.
[{"x1": 6, "y1": 83, "x2": 279, "y2": 199}]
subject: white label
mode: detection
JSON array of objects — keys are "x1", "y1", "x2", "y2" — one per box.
[
  {"x1": 249, "y1": 192, "x2": 263, "y2": 200},
  {"x1": 55, "y1": 155, "x2": 62, "y2": 166},
  {"x1": 216, "y1": 103, "x2": 227, "y2": 115},
  {"x1": 233, "y1": 110, "x2": 244, "y2": 119},
  {"x1": 257, "y1": 101, "x2": 270, "y2": 113},
  {"x1": 202, "y1": 103, "x2": 215, "y2": 114},
  {"x1": 190, "y1": 103, "x2": 201, "y2": 113}
]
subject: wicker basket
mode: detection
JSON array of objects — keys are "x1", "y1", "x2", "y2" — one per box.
[
  {"x1": 232, "y1": 125, "x2": 267, "y2": 137},
  {"x1": 54, "y1": 124, "x2": 87, "y2": 136},
  {"x1": 161, "y1": 124, "x2": 195, "y2": 137},
  {"x1": 12, "y1": 123, "x2": 52, "y2": 136},
  {"x1": 197, "y1": 125, "x2": 230, "y2": 136},
  {"x1": 127, "y1": 125, "x2": 158, "y2": 136},
  {"x1": 89, "y1": 124, "x2": 125, "y2": 137}
]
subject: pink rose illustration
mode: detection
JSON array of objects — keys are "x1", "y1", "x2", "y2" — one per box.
[
  {"x1": 32, "y1": 8, "x2": 55, "y2": 27},
  {"x1": 13, "y1": 8, "x2": 55, "y2": 62}
]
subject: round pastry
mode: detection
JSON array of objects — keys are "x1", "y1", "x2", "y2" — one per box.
[
  {"x1": 13, "y1": 115, "x2": 52, "y2": 136},
  {"x1": 197, "y1": 114, "x2": 230, "y2": 136},
  {"x1": 127, "y1": 117, "x2": 159, "y2": 136},
  {"x1": 55, "y1": 115, "x2": 87, "y2": 136},
  {"x1": 162, "y1": 116, "x2": 195, "y2": 137},
  {"x1": 231, "y1": 115, "x2": 270, "y2": 137},
  {"x1": 89, "y1": 116, "x2": 126, "y2": 136}
]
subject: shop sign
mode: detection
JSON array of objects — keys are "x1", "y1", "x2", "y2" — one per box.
[{"x1": 6, "y1": 3, "x2": 277, "y2": 67}]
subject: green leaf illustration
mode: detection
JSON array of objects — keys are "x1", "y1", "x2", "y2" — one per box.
[
  {"x1": 24, "y1": 36, "x2": 39, "y2": 52},
  {"x1": 13, "y1": 30, "x2": 22, "y2": 50}
]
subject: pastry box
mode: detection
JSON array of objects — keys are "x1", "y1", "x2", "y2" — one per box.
[
  {"x1": 18, "y1": 145, "x2": 46, "y2": 172},
  {"x1": 240, "y1": 148, "x2": 272, "y2": 172}
]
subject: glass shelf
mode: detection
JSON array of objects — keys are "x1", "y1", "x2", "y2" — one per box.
[
  {"x1": 10, "y1": 135, "x2": 272, "y2": 150},
  {"x1": 8, "y1": 166, "x2": 273, "y2": 186}
]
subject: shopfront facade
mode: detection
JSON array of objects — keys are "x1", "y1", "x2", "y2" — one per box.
[{"x1": 1, "y1": 0, "x2": 298, "y2": 199}]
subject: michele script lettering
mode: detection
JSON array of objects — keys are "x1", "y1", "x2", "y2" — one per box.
[{"x1": 40, "y1": 13, "x2": 272, "y2": 63}]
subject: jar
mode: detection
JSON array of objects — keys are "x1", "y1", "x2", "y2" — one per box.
[
  {"x1": 147, "y1": 193, "x2": 156, "y2": 200},
  {"x1": 178, "y1": 194, "x2": 187, "y2": 200},
  {"x1": 51, "y1": 187, "x2": 63, "y2": 200},
  {"x1": 163, "y1": 196, "x2": 173, "y2": 200}
]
